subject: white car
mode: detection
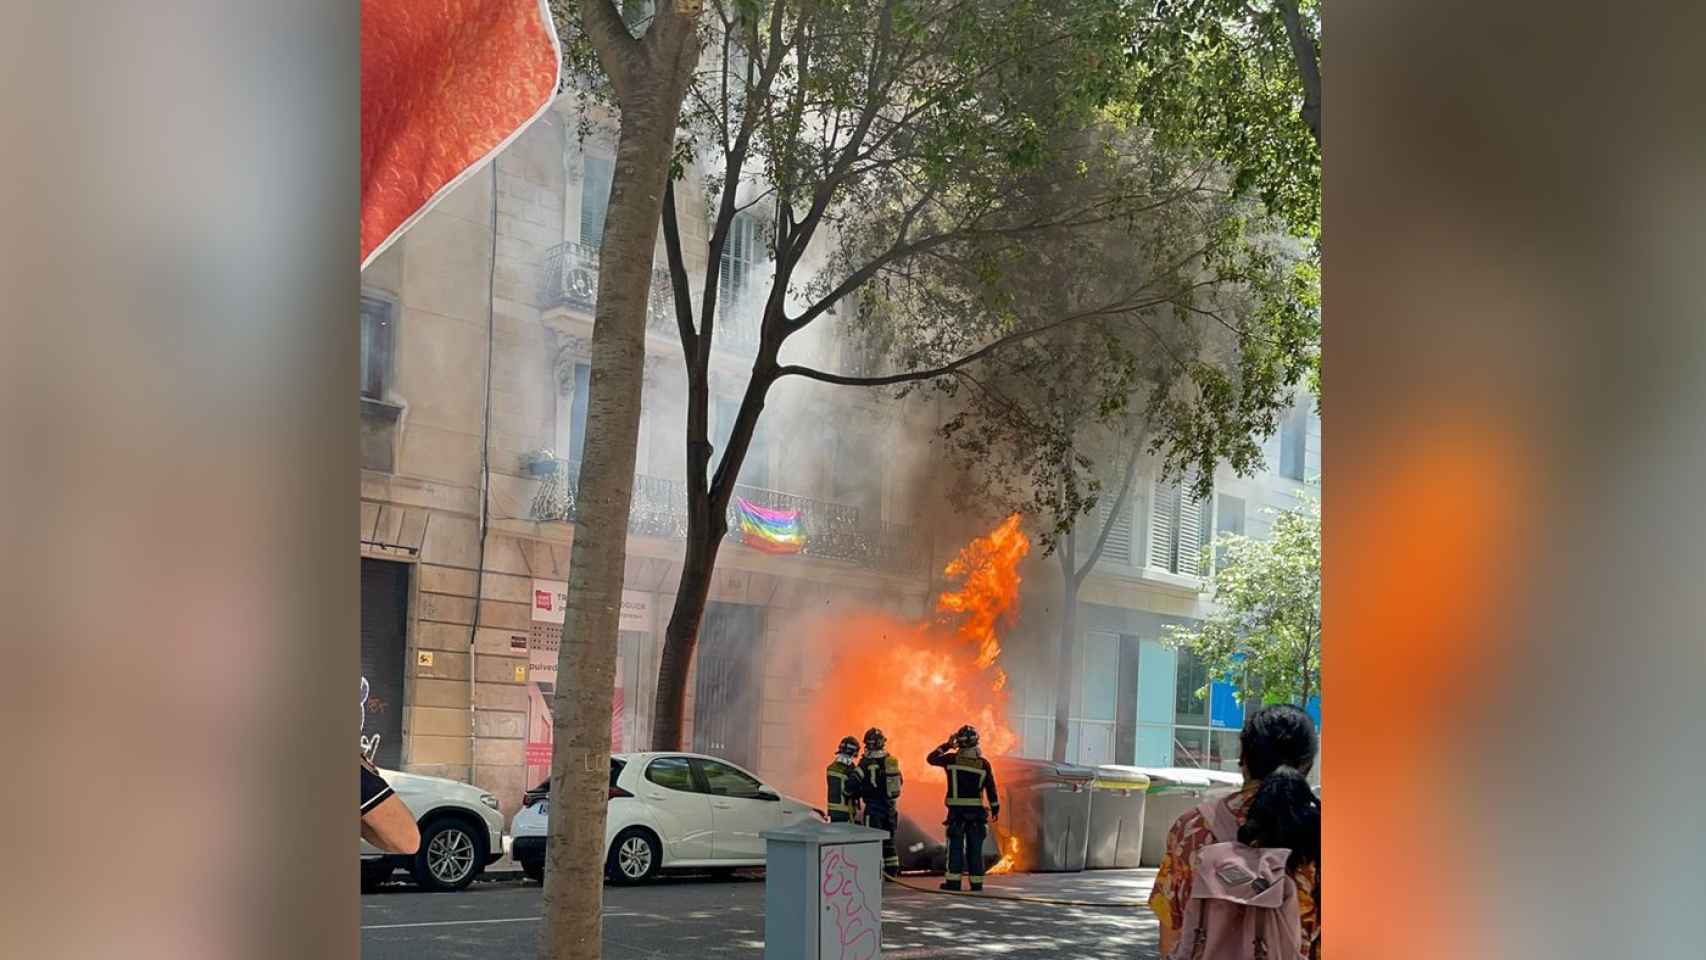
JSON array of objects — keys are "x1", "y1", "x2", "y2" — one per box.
[
  {"x1": 509, "y1": 752, "x2": 826, "y2": 884},
  {"x1": 361, "y1": 768, "x2": 507, "y2": 892}
]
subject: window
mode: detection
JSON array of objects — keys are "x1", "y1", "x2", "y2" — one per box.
[
  {"x1": 696, "y1": 759, "x2": 764, "y2": 799},
  {"x1": 1214, "y1": 494, "x2": 1246, "y2": 569},
  {"x1": 556, "y1": 363, "x2": 592, "y2": 466},
  {"x1": 360, "y1": 295, "x2": 393, "y2": 400},
  {"x1": 1174, "y1": 728, "x2": 1211, "y2": 768},
  {"x1": 1149, "y1": 472, "x2": 1207, "y2": 576},
  {"x1": 645, "y1": 756, "x2": 697, "y2": 793},
  {"x1": 1279, "y1": 403, "x2": 1309, "y2": 481},
  {"x1": 1174, "y1": 648, "x2": 1209, "y2": 726},
  {"x1": 719, "y1": 211, "x2": 759, "y2": 306},
  {"x1": 832, "y1": 432, "x2": 882, "y2": 523},
  {"x1": 579, "y1": 155, "x2": 615, "y2": 249}
]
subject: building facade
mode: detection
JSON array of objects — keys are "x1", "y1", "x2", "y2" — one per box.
[{"x1": 357, "y1": 96, "x2": 1321, "y2": 816}]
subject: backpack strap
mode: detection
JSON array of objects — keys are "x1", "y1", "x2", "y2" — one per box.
[{"x1": 1197, "y1": 798, "x2": 1241, "y2": 845}]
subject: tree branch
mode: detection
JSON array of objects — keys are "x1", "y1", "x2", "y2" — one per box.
[
  {"x1": 776, "y1": 295, "x2": 1176, "y2": 387},
  {"x1": 1275, "y1": 0, "x2": 1322, "y2": 147},
  {"x1": 576, "y1": 0, "x2": 643, "y2": 99},
  {"x1": 661, "y1": 178, "x2": 699, "y2": 360}
]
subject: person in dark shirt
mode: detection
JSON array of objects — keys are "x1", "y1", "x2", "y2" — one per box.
[
  {"x1": 361, "y1": 756, "x2": 418, "y2": 853},
  {"x1": 927, "y1": 724, "x2": 999, "y2": 892}
]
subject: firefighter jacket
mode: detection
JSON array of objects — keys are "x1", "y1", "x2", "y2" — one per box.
[
  {"x1": 826, "y1": 760, "x2": 866, "y2": 818},
  {"x1": 857, "y1": 752, "x2": 903, "y2": 812},
  {"x1": 926, "y1": 744, "x2": 999, "y2": 818}
]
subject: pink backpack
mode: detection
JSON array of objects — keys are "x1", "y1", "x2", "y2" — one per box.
[{"x1": 1164, "y1": 799, "x2": 1302, "y2": 960}]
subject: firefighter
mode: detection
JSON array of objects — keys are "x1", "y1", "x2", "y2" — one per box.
[
  {"x1": 927, "y1": 724, "x2": 1000, "y2": 892},
  {"x1": 856, "y1": 727, "x2": 903, "y2": 877},
  {"x1": 826, "y1": 735, "x2": 866, "y2": 824}
]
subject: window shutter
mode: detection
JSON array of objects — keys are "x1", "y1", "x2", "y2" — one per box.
[
  {"x1": 1149, "y1": 477, "x2": 1179, "y2": 570},
  {"x1": 580, "y1": 156, "x2": 614, "y2": 248},
  {"x1": 1177, "y1": 479, "x2": 1204, "y2": 576},
  {"x1": 1094, "y1": 495, "x2": 1133, "y2": 566}
]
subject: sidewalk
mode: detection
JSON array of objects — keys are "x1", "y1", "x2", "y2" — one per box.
[{"x1": 890, "y1": 867, "x2": 1157, "y2": 906}]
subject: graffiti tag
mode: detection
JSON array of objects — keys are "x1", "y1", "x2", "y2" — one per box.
[{"x1": 820, "y1": 847, "x2": 879, "y2": 960}]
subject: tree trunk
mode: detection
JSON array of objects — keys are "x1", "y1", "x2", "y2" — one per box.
[
  {"x1": 1050, "y1": 548, "x2": 1080, "y2": 764},
  {"x1": 650, "y1": 530, "x2": 722, "y2": 750},
  {"x1": 1276, "y1": 0, "x2": 1323, "y2": 147},
  {"x1": 541, "y1": 8, "x2": 698, "y2": 960}
]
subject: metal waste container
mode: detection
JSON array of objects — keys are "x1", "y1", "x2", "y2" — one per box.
[
  {"x1": 990, "y1": 757, "x2": 1095, "y2": 872},
  {"x1": 1086, "y1": 765, "x2": 1151, "y2": 869},
  {"x1": 1137, "y1": 767, "x2": 1244, "y2": 867}
]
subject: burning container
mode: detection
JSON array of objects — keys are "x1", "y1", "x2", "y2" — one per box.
[
  {"x1": 1085, "y1": 765, "x2": 1151, "y2": 869},
  {"x1": 990, "y1": 756, "x2": 1095, "y2": 872},
  {"x1": 1137, "y1": 767, "x2": 1244, "y2": 867}
]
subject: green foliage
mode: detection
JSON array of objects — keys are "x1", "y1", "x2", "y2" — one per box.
[
  {"x1": 1126, "y1": 0, "x2": 1321, "y2": 238},
  {"x1": 1166, "y1": 493, "x2": 1321, "y2": 706}
]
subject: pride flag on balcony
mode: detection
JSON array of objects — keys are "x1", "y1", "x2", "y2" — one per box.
[{"x1": 736, "y1": 498, "x2": 805, "y2": 555}]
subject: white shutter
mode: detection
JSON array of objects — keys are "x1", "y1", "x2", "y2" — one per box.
[
  {"x1": 1149, "y1": 477, "x2": 1179, "y2": 570},
  {"x1": 1093, "y1": 496, "x2": 1134, "y2": 566},
  {"x1": 1149, "y1": 471, "x2": 1209, "y2": 575},
  {"x1": 1177, "y1": 472, "x2": 1204, "y2": 576}
]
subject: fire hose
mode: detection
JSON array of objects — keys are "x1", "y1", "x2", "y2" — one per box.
[{"x1": 882, "y1": 874, "x2": 1149, "y2": 909}]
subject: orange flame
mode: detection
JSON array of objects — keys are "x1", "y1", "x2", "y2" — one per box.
[
  {"x1": 985, "y1": 829, "x2": 1023, "y2": 875},
  {"x1": 769, "y1": 515, "x2": 1031, "y2": 846}
]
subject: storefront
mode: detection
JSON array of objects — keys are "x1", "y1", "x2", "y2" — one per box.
[{"x1": 524, "y1": 580, "x2": 659, "y2": 789}]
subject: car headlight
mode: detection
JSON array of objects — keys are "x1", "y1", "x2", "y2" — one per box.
[{"x1": 480, "y1": 793, "x2": 500, "y2": 811}]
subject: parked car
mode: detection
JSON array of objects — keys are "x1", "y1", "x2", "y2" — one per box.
[
  {"x1": 361, "y1": 768, "x2": 506, "y2": 892},
  {"x1": 509, "y1": 752, "x2": 827, "y2": 884}
]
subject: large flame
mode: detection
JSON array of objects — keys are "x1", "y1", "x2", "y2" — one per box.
[{"x1": 769, "y1": 515, "x2": 1030, "y2": 854}]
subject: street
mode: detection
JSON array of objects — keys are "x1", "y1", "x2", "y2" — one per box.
[{"x1": 362, "y1": 870, "x2": 1163, "y2": 959}]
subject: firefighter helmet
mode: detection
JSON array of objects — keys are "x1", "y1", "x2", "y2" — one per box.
[
  {"x1": 863, "y1": 727, "x2": 886, "y2": 751},
  {"x1": 837, "y1": 735, "x2": 861, "y2": 755},
  {"x1": 955, "y1": 724, "x2": 980, "y2": 748}
]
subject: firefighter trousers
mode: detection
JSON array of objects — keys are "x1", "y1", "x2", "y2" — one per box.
[
  {"x1": 861, "y1": 807, "x2": 899, "y2": 875},
  {"x1": 944, "y1": 811, "x2": 987, "y2": 887},
  {"x1": 829, "y1": 809, "x2": 855, "y2": 824}
]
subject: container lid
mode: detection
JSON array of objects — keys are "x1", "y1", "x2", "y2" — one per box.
[
  {"x1": 1090, "y1": 765, "x2": 1152, "y2": 790},
  {"x1": 1134, "y1": 767, "x2": 1245, "y2": 794},
  {"x1": 761, "y1": 822, "x2": 890, "y2": 846},
  {"x1": 990, "y1": 755, "x2": 1097, "y2": 783}
]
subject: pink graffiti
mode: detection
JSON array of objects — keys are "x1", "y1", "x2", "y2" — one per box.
[{"x1": 821, "y1": 848, "x2": 879, "y2": 960}]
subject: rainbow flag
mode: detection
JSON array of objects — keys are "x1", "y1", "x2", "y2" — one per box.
[{"x1": 736, "y1": 498, "x2": 805, "y2": 554}]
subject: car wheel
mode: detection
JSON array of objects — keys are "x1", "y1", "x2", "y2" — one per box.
[
  {"x1": 605, "y1": 828, "x2": 661, "y2": 885},
  {"x1": 360, "y1": 860, "x2": 393, "y2": 892},
  {"x1": 521, "y1": 859, "x2": 545, "y2": 883},
  {"x1": 411, "y1": 818, "x2": 485, "y2": 892}
]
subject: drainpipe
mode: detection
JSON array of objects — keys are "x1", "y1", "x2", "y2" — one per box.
[{"x1": 467, "y1": 158, "x2": 499, "y2": 784}]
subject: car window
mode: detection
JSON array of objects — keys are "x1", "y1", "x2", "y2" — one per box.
[
  {"x1": 697, "y1": 759, "x2": 764, "y2": 799},
  {"x1": 645, "y1": 756, "x2": 696, "y2": 793}
]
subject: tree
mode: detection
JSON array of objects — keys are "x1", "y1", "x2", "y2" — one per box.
[
  {"x1": 540, "y1": 4, "x2": 699, "y2": 959},
  {"x1": 645, "y1": 0, "x2": 1249, "y2": 750},
  {"x1": 912, "y1": 120, "x2": 1315, "y2": 763},
  {"x1": 1166, "y1": 494, "x2": 1321, "y2": 707},
  {"x1": 1128, "y1": 0, "x2": 1322, "y2": 237}
]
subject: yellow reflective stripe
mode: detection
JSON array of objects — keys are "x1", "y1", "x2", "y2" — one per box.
[
  {"x1": 944, "y1": 872, "x2": 960, "y2": 881},
  {"x1": 947, "y1": 797, "x2": 986, "y2": 806},
  {"x1": 828, "y1": 802, "x2": 853, "y2": 813}
]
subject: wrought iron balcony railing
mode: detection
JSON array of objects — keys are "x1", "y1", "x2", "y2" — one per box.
[
  {"x1": 540, "y1": 242, "x2": 763, "y2": 353},
  {"x1": 529, "y1": 459, "x2": 925, "y2": 575}
]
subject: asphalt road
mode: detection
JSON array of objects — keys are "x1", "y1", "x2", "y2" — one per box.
[{"x1": 361, "y1": 872, "x2": 1162, "y2": 959}]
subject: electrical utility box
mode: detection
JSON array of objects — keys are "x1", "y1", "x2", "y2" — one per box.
[{"x1": 761, "y1": 821, "x2": 887, "y2": 960}]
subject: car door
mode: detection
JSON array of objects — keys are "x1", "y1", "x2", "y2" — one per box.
[
  {"x1": 694, "y1": 758, "x2": 785, "y2": 861},
  {"x1": 636, "y1": 756, "x2": 714, "y2": 862}
]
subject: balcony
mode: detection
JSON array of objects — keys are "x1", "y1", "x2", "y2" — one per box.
[
  {"x1": 540, "y1": 242, "x2": 761, "y2": 353},
  {"x1": 529, "y1": 459, "x2": 926, "y2": 576}
]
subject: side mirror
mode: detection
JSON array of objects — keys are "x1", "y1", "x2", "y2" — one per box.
[{"x1": 756, "y1": 787, "x2": 780, "y2": 802}]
